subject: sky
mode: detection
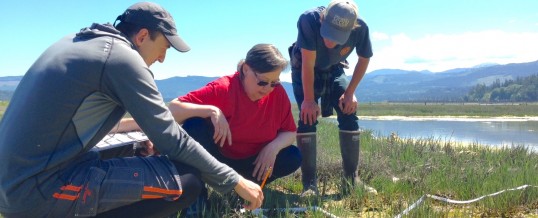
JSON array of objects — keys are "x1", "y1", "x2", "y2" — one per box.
[{"x1": 1, "y1": 0, "x2": 538, "y2": 81}]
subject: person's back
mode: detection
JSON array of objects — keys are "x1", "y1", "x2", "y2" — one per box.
[
  {"x1": 0, "y1": 3, "x2": 264, "y2": 217},
  {"x1": 0, "y1": 23, "x2": 138, "y2": 212}
]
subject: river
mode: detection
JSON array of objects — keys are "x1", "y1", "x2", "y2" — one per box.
[{"x1": 324, "y1": 116, "x2": 538, "y2": 152}]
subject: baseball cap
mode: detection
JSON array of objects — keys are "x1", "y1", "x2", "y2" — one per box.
[
  {"x1": 320, "y1": 0, "x2": 358, "y2": 45},
  {"x1": 116, "y1": 2, "x2": 190, "y2": 52}
]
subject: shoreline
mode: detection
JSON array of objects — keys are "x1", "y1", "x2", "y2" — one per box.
[
  {"x1": 354, "y1": 116, "x2": 538, "y2": 122},
  {"x1": 322, "y1": 115, "x2": 538, "y2": 152}
]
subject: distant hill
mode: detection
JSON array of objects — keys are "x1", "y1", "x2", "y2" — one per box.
[
  {"x1": 0, "y1": 76, "x2": 22, "y2": 101},
  {"x1": 356, "y1": 60, "x2": 538, "y2": 102},
  {"x1": 156, "y1": 76, "x2": 295, "y2": 102},
  {"x1": 2, "y1": 60, "x2": 538, "y2": 102},
  {"x1": 464, "y1": 74, "x2": 538, "y2": 102},
  {"x1": 0, "y1": 76, "x2": 22, "y2": 92},
  {"x1": 155, "y1": 76, "x2": 217, "y2": 101}
]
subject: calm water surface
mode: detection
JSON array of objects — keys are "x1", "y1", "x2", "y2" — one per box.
[{"x1": 325, "y1": 117, "x2": 538, "y2": 151}]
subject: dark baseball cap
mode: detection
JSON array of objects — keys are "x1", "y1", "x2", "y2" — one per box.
[
  {"x1": 320, "y1": 0, "x2": 358, "y2": 45},
  {"x1": 116, "y1": 2, "x2": 190, "y2": 52}
]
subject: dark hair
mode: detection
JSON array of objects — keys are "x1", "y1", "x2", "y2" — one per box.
[
  {"x1": 238, "y1": 44, "x2": 288, "y2": 76},
  {"x1": 115, "y1": 22, "x2": 159, "y2": 41}
]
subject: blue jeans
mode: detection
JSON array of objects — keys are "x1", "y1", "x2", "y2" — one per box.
[
  {"x1": 182, "y1": 117, "x2": 302, "y2": 185},
  {"x1": 291, "y1": 66, "x2": 359, "y2": 133}
]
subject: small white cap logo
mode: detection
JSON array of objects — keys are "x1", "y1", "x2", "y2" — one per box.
[{"x1": 331, "y1": 15, "x2": 350, "y2": 28}]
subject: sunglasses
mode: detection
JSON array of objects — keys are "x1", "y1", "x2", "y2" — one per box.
[{"x1": 252, "y1": 70, "x2": 281, "y2": 88}]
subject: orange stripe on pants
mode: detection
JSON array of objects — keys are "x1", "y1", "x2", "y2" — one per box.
[
  {"x1": 143, "y1": 186, "x2": 183, "y2": 195},
  {"x1": 53, "y1": 193, "x2": 79, "y2": 201}
]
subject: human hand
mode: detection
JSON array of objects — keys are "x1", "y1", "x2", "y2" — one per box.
[
  {"x1": 300, "y1": 100, "x2": 320, "y2": 125},
  {"x1": 210, "y1": 107, "x2": 232, "y2": 147},
  {"x1": 252, "y1": 145, "x2": 278, "y2": 181},
  {"x1": 338, "y1": 93, "x2": 358, "y2": 115},
  {"x1": 234, "y1": 177, "x2": 264, "y2": 210},
  {"x1": 137, "y1": 140, "x2": 159, "y2": 156}
]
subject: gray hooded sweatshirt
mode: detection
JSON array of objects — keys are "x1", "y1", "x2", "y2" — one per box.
[{"x1": 0, "y1": 23, "x2": 239, "y2": 213}]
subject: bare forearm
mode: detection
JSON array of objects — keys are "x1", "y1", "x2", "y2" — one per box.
[
  {"x1": 266, "y1": 131, "x2": 296, "y2": 151},
  {"x1": 110, "y1": 118, "x2": 141, "y2": 133},
  {"x1": 168, "y1": 99, "x2": 219, "y2": 124},
  {"x1": 302, "y1": 69, "x2": 315, "y2": 101},
  {"x1": 301, "y1": 49, "x2": 317, "y2": 101}
]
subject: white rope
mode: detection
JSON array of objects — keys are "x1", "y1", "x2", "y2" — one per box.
[
  {"x1": 239, "y1": 185, "x2": 537, "y2": 218},
  {"x1": 394, "y1": 184, "x2": 538, "y2": 218},
  {"x1": 393, "y1": 195, "x2": 426, "y2": 218}
]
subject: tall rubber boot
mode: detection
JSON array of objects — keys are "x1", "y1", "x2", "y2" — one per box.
[
  {"x1": 339, "y1": 130, "x2": 377, "y2": 194},
  {"x1": 297, "y1": 132, "x2": 318, "y2": 196}
]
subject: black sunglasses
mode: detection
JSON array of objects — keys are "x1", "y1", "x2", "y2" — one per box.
[{"x1": 252, "y1": 71, "x2": 281, "y2": 88}]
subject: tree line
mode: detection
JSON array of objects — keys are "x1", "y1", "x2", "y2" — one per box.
[{"x1": 464, "y1": 74, "x2": 538, "y2": 102}]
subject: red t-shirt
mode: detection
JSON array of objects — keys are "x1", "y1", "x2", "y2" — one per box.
[{"x1": 178, "y1": 72, "x2": 297, "y2": 159}]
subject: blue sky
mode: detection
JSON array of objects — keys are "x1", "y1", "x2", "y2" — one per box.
[{"x1": 1, "y1": 0, "x2": 537, "y2": 81}]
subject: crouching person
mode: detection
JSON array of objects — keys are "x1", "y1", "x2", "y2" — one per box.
[
  {"x1": 176, "y1": 44, "x2": 302, "y2": 187},
  {"x1": 0, "y1": 2, "x2": 262, "y2": 217}
]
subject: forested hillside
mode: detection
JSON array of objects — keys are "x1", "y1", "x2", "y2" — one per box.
[{"x1": 464, "y1": 74, "x2": 538, "y2": 102}]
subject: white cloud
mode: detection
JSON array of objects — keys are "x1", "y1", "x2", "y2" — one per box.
[
  {"x1": 371, "y1": 31, "x2": 389, "y2": 41},
  {"x1": 363, "y1": 30, "x2": 538, "y2": 73},
  {"x1": 280, "y1": 71, "x2": 293, "y2": 83}
]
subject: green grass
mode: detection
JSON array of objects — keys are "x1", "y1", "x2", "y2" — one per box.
[
  {"x1": 356, "y1": 102, "x2": 538, "y2": 117},
  {"x1": 181, "y1": 104, "x2": 538, "y2": 217},
  {"x1": 1, "y1": 102, "x2": 537, "y2": 217},
  {"x1": 191, "y1": 120, "x2": 538, "y2": 217},
  {"x1": 0, "y1": 101, "x2": 7, "y2": 119}
]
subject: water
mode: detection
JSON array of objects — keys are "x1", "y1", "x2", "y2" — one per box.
[{"x1": 324, "y1": 117, "x2": 538, "y2": 152}]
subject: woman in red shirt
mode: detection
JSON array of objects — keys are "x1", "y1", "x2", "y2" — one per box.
[{"x1": 172, "y1": 44, "x2": 301, "y2": 185}]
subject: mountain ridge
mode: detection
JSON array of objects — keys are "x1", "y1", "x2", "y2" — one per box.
[
  {"x1": 357, "y1": 60, "x2": 538, "y2": 101},
  {"x1": 2, "y1": 60, "x2": 537, "y2": 102}
]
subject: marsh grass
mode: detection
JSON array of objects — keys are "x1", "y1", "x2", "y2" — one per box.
[
  {"x1": 358, "y1": 102, "x2": 538, "y2": 117},
  {"x1": 0, "y1": 101, "x2": 8, "y2": 119},
  {"x1": 190, "y1": 119, "x2": 538, "y2": 217},
  {"x1": 0, "y1": 102, "x2": 537, "y2": 217}
]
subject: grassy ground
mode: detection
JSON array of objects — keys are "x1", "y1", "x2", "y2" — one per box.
[
  {"x1": 0, "y1": 101, "x2": 7, "y2": 119},
  {"x1": 1, "y1": 102, "x2": 537, "y2": 217},
  {"x1": 192, "y1": 120, "x2": 538, "y2": 217},
  {"x1": 357, "y1": 102, "x2": 538, "y2": 117},
  {"x1": 184, "y1": 104, "x2": 538, "y2": 217}
]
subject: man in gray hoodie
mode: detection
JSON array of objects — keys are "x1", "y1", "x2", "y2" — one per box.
[{"x1": 0, "y1": 2, "x2": 263, "y2": 217}]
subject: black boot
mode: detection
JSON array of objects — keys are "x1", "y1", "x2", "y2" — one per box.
[
  {"x1": 339, "y1": 130, "x2": 377, "y2": 194},
  {"x1": 297, "y1": 132, "x2": 318, "y2": 196}
]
